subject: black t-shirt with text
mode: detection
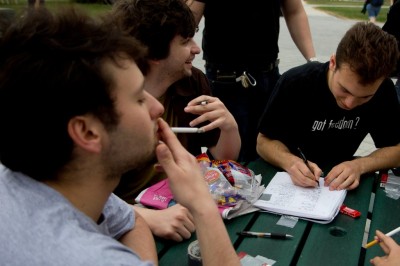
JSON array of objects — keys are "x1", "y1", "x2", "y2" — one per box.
[{"x1": 258, "y1": 62, "x2": 400, "y2": 168}]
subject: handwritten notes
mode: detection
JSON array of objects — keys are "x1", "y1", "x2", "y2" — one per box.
[{"x1": 254, "y1": 172, "x2": 346, "y2": 223}]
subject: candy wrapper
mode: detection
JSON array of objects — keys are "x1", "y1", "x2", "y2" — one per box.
[
  {"x1": 135, "y1": 153, "x2": 264, "y2": 219},
  {"x1": 197, "y1": 153, "x2": 262, "y2": 203}
]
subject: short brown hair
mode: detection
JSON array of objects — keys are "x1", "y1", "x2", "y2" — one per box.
[{"x1": 336, "y1": 22, "x2": 399, "y2": 85}]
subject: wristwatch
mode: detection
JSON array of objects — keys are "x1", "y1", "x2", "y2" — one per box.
[{"x1": 307, "y1": 57, "x2": 319, "y2": 62}]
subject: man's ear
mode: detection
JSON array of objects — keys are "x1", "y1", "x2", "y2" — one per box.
[
  {"x1": 329, "y1": 54, "x2": 337, "y2": 72},
  {"x1": 67, "y1": 116, "x2": 102, "y2": 153}
]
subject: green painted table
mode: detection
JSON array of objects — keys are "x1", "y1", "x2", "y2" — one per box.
[
  {"x1": 364, "y1": 171, "x2": 400, "y2": 265},
  {"x1": 156, "y1": 159, "x2": 385, "y2": 266}
]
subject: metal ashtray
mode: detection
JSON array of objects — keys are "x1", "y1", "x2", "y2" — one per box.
[{"x1": 187, "y1": 240, "x2": 202, "y2": 266}]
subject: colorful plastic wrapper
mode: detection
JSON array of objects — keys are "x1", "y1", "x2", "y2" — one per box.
[{"x1": 197, "y1": 153, "x2": 260, "y2": 203}]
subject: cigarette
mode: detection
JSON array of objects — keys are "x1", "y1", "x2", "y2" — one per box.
[
  {"x1": 171, "y1": 127, "x2": 204, "y2": 133},
  {"x1": 198, "y1": 100, "x2": 208, "y2": 106}
]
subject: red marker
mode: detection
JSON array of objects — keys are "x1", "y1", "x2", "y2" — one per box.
[{"x1": 340, "y1": 204, "x2": 361, "y2": 218}]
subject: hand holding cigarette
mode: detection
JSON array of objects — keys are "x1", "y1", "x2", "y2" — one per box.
[
  {"x1": 184, "y1": 96, "x2": 238, "y2": 132},
  {"x1": 181, "y1": 95, "x2": 241, "y2": 160},
  {"x1": 369, "y1": 229, "x2": 400, "y2": 266}
]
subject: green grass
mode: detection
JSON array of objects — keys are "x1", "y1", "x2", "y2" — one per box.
[
  {"x1": 0, "y1": 0, "x2": 391, "y2": 22},
  {"x1": 316, "y1": 5, "x2": 389, "y2": 23},
  {"x1": 0, "y1": 1, "x2": 112, "y2": 16},
  {"x1": 306, "y1": 0, "x2": 391, "y2": 23}
]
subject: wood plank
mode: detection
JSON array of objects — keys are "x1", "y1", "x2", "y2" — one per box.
[
  {"x1": 364, "y1": 175, "x2": 400, "y2": 265},
  {"x1": 158, "y1": 212, "x2": 257, "y2": 265},
  {"x1": 296, "y1": 173, "x2": 376, "y2": 266},
  {"x1": 236, "y1": 212, "x2": 309, "y2": 265}
]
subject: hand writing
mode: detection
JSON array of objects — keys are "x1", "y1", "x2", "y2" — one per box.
[{"x1": 287, "y1": 158, "x2": 322, "y2": 188}]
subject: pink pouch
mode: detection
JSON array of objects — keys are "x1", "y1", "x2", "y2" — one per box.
[{"x1": 135, "y1": 179, "x2": 175, "y2": 209}]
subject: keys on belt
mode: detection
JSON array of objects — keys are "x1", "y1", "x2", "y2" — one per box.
[
  {"x1": 236, "y1": 71, "x2": 257, "y2": 88},
  {"x1": 215, "y1": 70, "x2": 257, "y2": 88},
  {"x1": 212, "y1": 59, "x2": 279, "y2": 88}
]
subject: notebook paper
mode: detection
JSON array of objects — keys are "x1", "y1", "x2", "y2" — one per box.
[{"x1": 254, "y1": 172, "x2": 346, "y2": 223}]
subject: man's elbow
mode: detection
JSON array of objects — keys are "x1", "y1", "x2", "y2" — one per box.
[{"x1": 256, "y1": 133, "x2": 266, "y2": 156}]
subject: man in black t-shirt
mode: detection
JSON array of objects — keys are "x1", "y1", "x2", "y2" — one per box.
[{"x1": 257, "y1": 22, "x2": 400, "y2": 191}]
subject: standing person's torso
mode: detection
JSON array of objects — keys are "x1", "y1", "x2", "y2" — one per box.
[{"x1": 199, "y1": 0, "x2": 281, "y2": 65}]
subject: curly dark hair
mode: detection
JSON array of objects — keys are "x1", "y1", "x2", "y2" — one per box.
[
  {"x1": 111, "y1": 0, "x2": 196, "y2": 60},
  {"x1": 0, "y1": 7, "x2": 148, "y2": 181}
]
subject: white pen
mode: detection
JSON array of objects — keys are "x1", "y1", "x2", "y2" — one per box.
[{"x1": 171, "y1": 127, "x2": 204, "y2": 133}]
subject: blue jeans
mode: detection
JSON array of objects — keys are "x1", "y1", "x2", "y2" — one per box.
[
  {"x1": 206, "y1": 65, "x2": 281, "y2": 163},
  {"x1": 367, "y1": 3, "x2": 381, "y2": 18}
]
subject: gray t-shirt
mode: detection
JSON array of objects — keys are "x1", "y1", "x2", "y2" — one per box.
[{"x1": 0, "y1": 164, "x2": 154, "y2": 266}]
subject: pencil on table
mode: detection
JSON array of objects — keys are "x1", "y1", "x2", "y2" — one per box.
[{"x1": 364, "y1": 226, "x2": 400, "y2": 248}]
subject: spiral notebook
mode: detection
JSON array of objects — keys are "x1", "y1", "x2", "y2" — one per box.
[{"x1": 253, "y1": 172, "x2": 347, "y2": 224}]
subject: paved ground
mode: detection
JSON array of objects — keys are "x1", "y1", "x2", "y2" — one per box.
[{"x1": 192, "y1": 1, "x2": 379, "y2": 157}]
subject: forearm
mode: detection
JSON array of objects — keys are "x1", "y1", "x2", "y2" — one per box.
[
  {"x1": 188, "y1": 1, "x2": 204, "y2": 26},
  {"x1": 119, "y1": 210, "x2": 158, "y2": 264},
  {"x1": 191, "y1": 201, "x2": 240, "y2": 266},
  {"x1": 132, "y1": 205, "x2": 160, "y2": 232},
  {"x1": 353, "y1": 145, "x2": 400, "y2": 174},
  {"x1": 209, "y1": 127, "x2": 241, "y2": 160},
  {"x1": 256, "y1": 133, "x2": 297, "y2": 171},
  {"x1": 283, "y1": 1, "x2": 316, "y2": 60},
  {"x1": 155, "y1": 118, "x2": 239, "y2": 264}
]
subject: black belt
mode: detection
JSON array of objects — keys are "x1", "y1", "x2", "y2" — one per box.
[{"x1": 206, "y1": 59, "x2": 280, "y2": 73}]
